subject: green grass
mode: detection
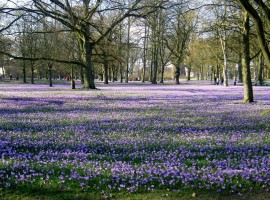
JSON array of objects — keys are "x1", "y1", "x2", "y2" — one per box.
[{"x1": 2, "y1": 188, "x2": 270, "y2": 200}]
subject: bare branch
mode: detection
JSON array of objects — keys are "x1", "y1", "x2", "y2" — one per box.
[{"x1": 0, "y1": 50, "x2": 85, "y2": 67}]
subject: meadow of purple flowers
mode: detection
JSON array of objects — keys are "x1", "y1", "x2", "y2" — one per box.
[{"x1": 0, "y1": 82, "x2": 270, "y2": 196}]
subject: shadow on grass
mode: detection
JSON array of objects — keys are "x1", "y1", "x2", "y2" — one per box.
[
  {"x1": 2, "y1": 188, "x2": 270, "y2": 200},
  {"x1": 2, "y1": 189, "x2": 102, "y2": 200}
]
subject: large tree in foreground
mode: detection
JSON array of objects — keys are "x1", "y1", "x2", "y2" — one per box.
[
  {"x1": 32, "y1": 0, "x2": 168, "y2": 89},
  {"x1": 237, "y1": 0, "x2": 270, "y2": 68},
  {"x1": 241, "y1": 11, "x2": 254, "y2": 103}
]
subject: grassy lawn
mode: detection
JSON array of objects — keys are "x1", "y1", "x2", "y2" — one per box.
[
  {"x1": 2, "y1": 187, "x2": 270, "y2": 199},
  {"x1": 0, "y1": 80, "x2": 270, "y2": 199}
]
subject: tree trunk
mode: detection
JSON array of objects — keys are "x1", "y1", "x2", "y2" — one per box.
[
  {"x1": 238, "y1": 60, "x2": 243, "y2": 83},
  {"x1": 118, "y1": 23, "x2": 123, "y2": 84},
  {"x1": 220, "y1": 34, "x2": 229, "y2": 86},
  {"x1": 152, "y1": 10, "x2": 161, "y2": 85},
  {"x1": 83, "y1": 42, "x2": 95, "y2": 89},
  {"x1": 120, "y1": 70, "x2": 123, "y2": 83},
  {"x1": 31, "y1": 62, "x2": 34, "y2": 84},
  {"x1": 175, "y1": 66, "x2": 180, "y2": 84},
  {"x1": 142, "y1": 63, "x2": 146, "y2": 83},
  {"x1": 149, "y1": 44, "x2": 154, "y2": 82},
  {"x1": 104, "y1": 62, "x2": 109, "y2": 84},
  {"x1": 23, "y1": 61, "x2": 27, "y2": 83},
  {"x1": 71, "y1": 65, "x2": 75, "y2": 89},
  {"x1": 160, "y1": 64, "x2": 165, "y2": 83},
  {"x1": 80, "y1": 66, "x2": 84, "y2": 84},
  {"x1": 120, "y1": 68, "x2": 123, "y2": 83},
  {"x1": 152, "y1": 46, "x2": 158, "y2": 84},
  {"x1": 258, "y1": 52, "x2": 264, "y2": 85},
  {"x1": 187, "y1": 66, "x2": 191, "y2": 81},
  {"x1": 242, "y1": 11, "x2": 254, "y2": 103},
  {"x1": 112, "y1": 67, "x2": 115, "y2": 82},
  {"x1": 175, "y1": 57, "x2": 181, "y2": 84},
  {"x1": 152, "y1": 61, "x2": 158, "y2": 84},
  {"x1": 112, "y1": 65, "x2": 117, "y2": 82},
  {"x1": 174, "y1": 15, "x2": 186, "y2": 85},
  {"x1": 125, "y1": 17, "x2": 131, "y2": 83},
  {"x1": 215, "y1": 63, "x2": 219, "y2": 84},
  {"x1": 200, "y1": 64, "x2": 204, "y2": 80},
  {"x1": 210, "y1": 66, "x2": 213, "y2": 82},
  {"x1": 109, "y1": 66, "x2": 112, "y2": 82},
  {"x1": 48, "y1": 63, "x2": 53, "y2": 87},
  {"x1": 149, "y1": 59, "x2": 153, "y2": 82},
  {"x1": 142, "y1": 20, "x2": 148, "y2": 83}
]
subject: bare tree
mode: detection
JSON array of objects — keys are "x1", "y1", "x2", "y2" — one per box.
[
  {"x1": 212, "y1": 0, "x2": 233, "y2": 87},
  {"x1": 142, "y1": 18, "x2": 149, "y2": 83},
  {"x1": 164, "y1": 3, "x2": 196, "y2": 84},
  {"x1": 30, "y1": 0, "x2": 169, "y2": 89}
]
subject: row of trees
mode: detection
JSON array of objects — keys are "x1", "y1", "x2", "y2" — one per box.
[{"x1": 0, "y1": 0, "x2": 270, "y2": 102}]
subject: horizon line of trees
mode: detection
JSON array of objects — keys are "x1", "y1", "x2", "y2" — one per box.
[{"x1": 0, "y1": 0, "x2": 269, "y2": 103}]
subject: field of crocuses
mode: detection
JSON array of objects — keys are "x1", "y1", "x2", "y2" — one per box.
[{"x1": 0, "y1": 81, "x2": 270, "y2": 199}]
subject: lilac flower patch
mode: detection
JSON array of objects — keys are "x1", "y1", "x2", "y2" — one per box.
[{"x1": 0, "y1": 83, "x2": 270, "y2": 194}]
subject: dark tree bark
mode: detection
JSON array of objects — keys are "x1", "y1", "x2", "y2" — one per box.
[
  {"x1": 23, "y1": 61, "x2": 27, "y2": 83},
  {"x1": 81, "y1": 38, "x2": 95, "y2": 89},
  {"x1": 241, "y1": 11, "x2": 254, "y2": 103},
  {"x1": 109, "y1": 66, "x2": 112, "y2": 82},
  {"x1": 175, "y1": 63, "x2": 180, "y2": 85},
  {"x1": 237, "y1": 0, "x2": 270, "y2": 68},
  {"x1": 174, "y1": 47, "x2": 182, "y2": 84},
  {"x1": 120, "y1": 68, "x2": 123, "y2": 83},
  {"x1": 253, "y1": 0, "x2": 270, "y2": 24},
  {"x1": 187, "y1": 66, "x2": 191, "y2": 81},
  {"x1": 80, "y1": 66, "x2": 84, "y2": 84},
  {"x1": 151, "y1": 10, "x2": 160, "y2": 85},
  {"x1": 118, "y1": 23, "x2": 124, "y2": 84},
  {"x1": 71, "y1": 79, "x2": 75, "y2": 89},
  {"x1": 48, "y1": 63, "x2": 53, "y2": 87},
  {"x1": 112, "y1": 65, "x2": 117, "y2": 82},
  {"x1": 158, "y1": 11, "x2": 168, "y2": 84},
  {"x1": 31, "y1": 61, "x2": 34, "y2": 84},
  {"x1": 104, "y1": 61, "x2": 109, "y2": 84},
  {"x1": 258, "y1": 52, "x2": 264, "y2": 85},
  {"x1": 152, "y1": 58, "x2": 158, "y2": 84},
  {"x1": 112, "y1": 65, "x2": 115, "y2": 82},
  {"x1": 215, "y1": 61, "x2": 221, "y2": 84},
  {"x1": 142, "y1": 20, "x2": 149, "y2": 83},
  {"x1": 125, "y1": 17, "x2": 131, "y2": 83},
  {"x1": 238, "y1": 55, "x2": 243, "y2": 83},
  {"x1": 71, "y1": 65, "x2": 75, "y2": 89},
  {"x1": 149, "y1": 49, "x2": 153, "y2": 82},
  {"x1": 200, "y1": 64, "x2": 204, "y2": 80},
  {"x1": 160, "y1": 64, "x2": 165, "y2": 83},
  {"x1": 151, "y1": 36, "x2": 158, "y2": 84}
]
